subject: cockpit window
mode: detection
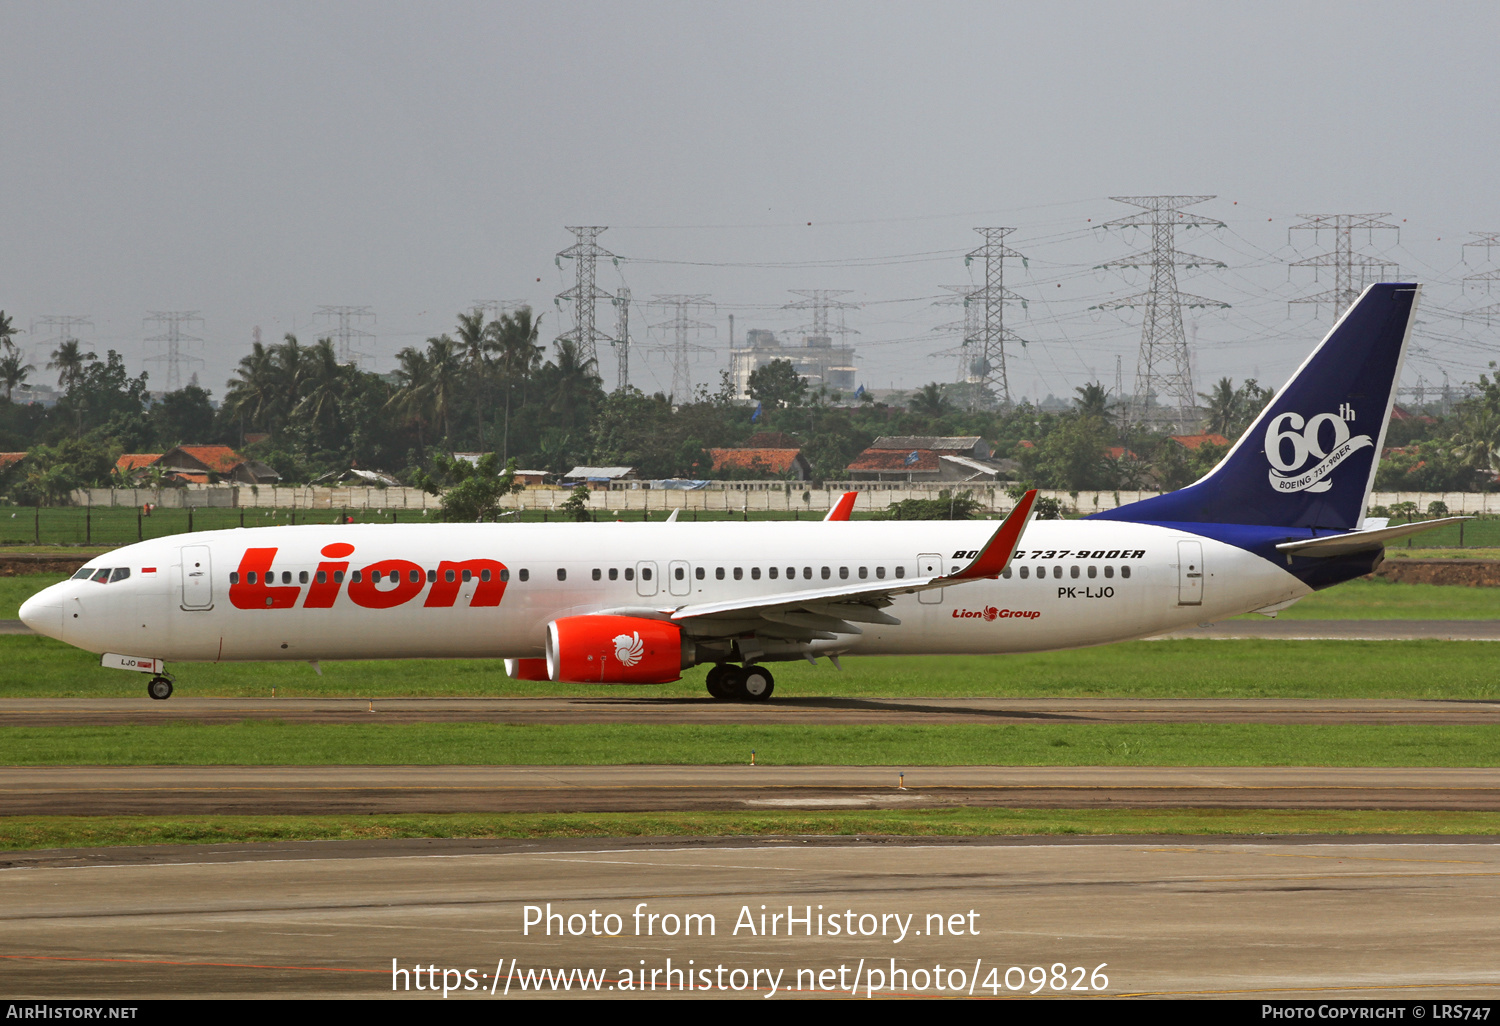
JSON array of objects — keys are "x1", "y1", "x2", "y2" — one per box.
[
  {"x1": 110, "y1": 568, "x2": 130, "y2": 583},
  {"x1": 71, "y1": 568, "x2": 93, "y2": 581},
  {"x1": 91, "y1": 568, "x2": 112, "y2": 583}
]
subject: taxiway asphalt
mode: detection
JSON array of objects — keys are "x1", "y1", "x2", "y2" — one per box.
[{"x1": 2, "y1": 835, "x2": 1498, "y2": 999}]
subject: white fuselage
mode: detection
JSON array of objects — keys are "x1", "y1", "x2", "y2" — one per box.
[{"x1": 21, "y1": 520, "x2": 1310, "y2": 668}]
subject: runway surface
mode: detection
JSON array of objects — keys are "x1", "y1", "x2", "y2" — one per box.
[
  {"x1": 4, "y1": 765, "x2": 1499, "y2": 815},
  {"x1": 5, "y1": 694, "x2": 1500, "y2": 726},
  {"x1": 2, "y1": 834, "x2": 1498, "y2": 999}
]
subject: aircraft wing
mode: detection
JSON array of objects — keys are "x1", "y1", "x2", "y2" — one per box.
[
  {"x1": 666, "y1": 490, "x2": 1037, "y2": 642},
  {"x1": 1274, "y1": 516, "x2": 1469, "y2": 557}
]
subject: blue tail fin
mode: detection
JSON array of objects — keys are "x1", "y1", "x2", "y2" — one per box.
[{"x1": 1094, "y1": 283, "x2": 1419, "y2": 530}]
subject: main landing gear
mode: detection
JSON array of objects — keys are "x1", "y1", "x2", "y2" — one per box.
[
  {"x1": 147, "y1": 675, "x2": 174, "y2": 701},
  {"x1": 705, "y1": 663, "x2": 774, "y2": 702}
]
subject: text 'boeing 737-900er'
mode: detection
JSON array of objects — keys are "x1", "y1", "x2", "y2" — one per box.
[{"x1": 21, "y1": 283, "x2": 1462, "y2": 701}]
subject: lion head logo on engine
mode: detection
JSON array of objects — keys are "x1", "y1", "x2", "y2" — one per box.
[{"x1": 613, "y1": 632, "x2": 645, "y2": 667}]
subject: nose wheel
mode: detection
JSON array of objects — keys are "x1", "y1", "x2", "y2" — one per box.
[
  {"x1": 147, "y1": 676, "x2": 174, "y2": 700},
  {"x1": 704, "y1": 664, "x2": 774, "y2": 702}
]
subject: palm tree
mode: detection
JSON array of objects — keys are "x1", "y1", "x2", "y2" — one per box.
[
  {"x1": 0, "y1": 350, "x2": 34, "y2": 401},
  {"x1": 423, "y1": 334, "x2": 464, "y2": 442},
  {"x1": 490, "y1": 307, "x2": 543, "y2": 460},
  {"x1": 223, "y1": 340, "x2": 278, "y2": 437},
  {"x1": 452, "y1": 308, "x2": 494, "y2": 448},
  {"x1": 1073, "y1": 381, "x2": 1112, "y2": 419},
  {"x1": 0, "y1": 311, "x2": 17, "y2": 353},
  {"x1": 387, "y1": 346, "x2": 436, "y2": 453},
  {"x1": 908, "y1": 382, "x2": 952, "y2": 417},
  {"x1": 1451, "y1": 406, "x2": 1500, "y2": 477},
  {"x1": 293, "y1": 337, "x2": 348, "y2": 441},
  {"x1": 547, "y1": 338, "x2": 601, "y2": 420},
  {"x1": 1198, "y1": 377, "x2": 1238, "y2": 437},
  {"x1": 47, "y1": 339, "x2": 96, "y2": 392}
]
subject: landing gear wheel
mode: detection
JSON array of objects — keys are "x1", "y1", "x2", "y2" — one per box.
[
  {"x1": 738, "y1": 665, "x2": 774, "y2": 702},
  {"x1": 147, "y1": 676, "x2": 174, "y2": 701},
  {"x1": 705, "y1": 664, "x2": 735, "y2": 700}
]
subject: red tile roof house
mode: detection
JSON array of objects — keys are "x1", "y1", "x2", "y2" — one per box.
[
  {"x1": 1168, "y1": 433, "x2": 1231, "y2": 451},
  {"x1": 148, "y1": 446, "x2": 281, "y2": 486},
  {"x1": 846, "y1": 436, "x2": 1007, "y2": 483},
  {"x1": 707, "y1": 448, "x2": 812, "y2": 481}
]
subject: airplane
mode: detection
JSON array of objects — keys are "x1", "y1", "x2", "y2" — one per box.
[{"x1": 20, "y1": 283, "x2": 1463, "y2": 702}]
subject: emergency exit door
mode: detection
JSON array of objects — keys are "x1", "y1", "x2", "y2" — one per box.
[{"x1": 1177, "y1": 540, "x2": 1203, "y2": 605}]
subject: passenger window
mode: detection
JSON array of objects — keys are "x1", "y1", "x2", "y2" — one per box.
[
  {"x1": 300, "y1": 571, "x2": 309, "y2": 584},
  {"x1": 858, "y1": 567, "x2": 867, "y2": 579},
  {"x1": 280, "y1": 571, "x2": 291, "y2": 584},
  {"x1": 427, "y1": 569, "x2": 436, "y2": 583},
  {"x1": 821, "y1": 567, "x2": 830, "y2": 579},
  {"x1": 316, "y1": 571, "x2": 326, "y2": 584},
  {"x1": 1104, "y1": 566, "x2": 1114, "y2": 578},
  {"x1": 351, "y1": 571, "x2": 362, "y2": 583},
  {"x1": 1070, "y1": 566, "x2": 1079, "y2": 579},
  {"x1": 839, "y1": 567, "x2": 849, "y2": 579},
  {"x1": 479, "y1": 569, "x2": 490, "y2": 583},
  {"x1": 694, "y1": 567, "x2": 704, "y2": 580},
  {"x1": 555, "y1": 569, "x2": 565, "y2": 581},
  {"x1": 500, "y1": 569, "x2": 510, "y2": 582},
  {"x1": 675, "y1": 567, "x2": 684, "y2": 580},
  {"x1": 246, "y1": 571, "x2": 257, "y2": 585},
  {"x1": 624, "y1": 568, "x2": 634, "y2": 581},
  {"x1": 1019, "y1": 566, "x2": 1029, "y2": 579},
  {"x1": 609, "y1": 568, "x2": 619, "y2": 581},
  {"x1": 1121, "y1": 565, "x2": 1131, "y2": 579},
  {"x1": 592, "y1": 568, "x2": 601, "y2": 581},
  {"x1": 1053, "y1": 566, "x2": 1062, "y2": 579},
  {"x1": 372, "y1": 570, "x2": 383, "y2": 583},
  {"x1": 895, "y1": 566, "x2": 905, "y2": 578},
  {"x1": 463, "y1": 569, "x2": 473, "y2": 583},
  {"x1": 733, "y1": 568, "x2": 743, "y2": 580},
  {"x1": 716, "y1": 568, "x2": 725, "y2": 580},
  {"x1": 334, "y1": 570, "x2": 345, "y2": 583},
  {"x1": 1002, "y1": 567, "x2": 1012, "y2": 579},
  {"x1": 769, "y1": 567, "x2": 778, "y2": 579},
  {"x1": 519, "y1": 569, "x2": 530, "y2": 582},
  {"x1": 1088, "y1": 566, "x2": 1097, "y2": 579},
  {"x1": 642, "y1": 567, "x2": 652, "y2": 581},
  {"x1": 876, "y1": 566, "x2": 886, "y2": 579},
  {"x1": 445, "y1": 569, "x2": 456, "y2": 583},
  {"x1": 751, "y1": 567, "x2": 760, "y2": 580},
  {"x1": 230, "y1": 571, "x2": 240, "y2": 584}
]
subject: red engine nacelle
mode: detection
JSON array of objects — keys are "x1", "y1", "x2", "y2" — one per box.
[{"x1": 546, "y1": 615, "x2": 686, "y2": 684}]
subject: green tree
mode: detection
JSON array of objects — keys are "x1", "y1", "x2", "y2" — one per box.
[
  {"x1": 746, "y1": 359, "x2": 807, "y2": 409},
  {"x1": 877, "y1": 489, "x2": 984, "y2": 520},
  {"x1": 0, "y1": 350, "x2": 34, "y2": 401},
  {"x1": 490, "y1": 307, "x2": 543, "y2": 461},
  {"x1": 149, "y1": 385, "x2": 216, "y2": 447},
  {"x1": 422, "y1": 452, "x2": 520, "y2": 522},
  {"x1": 559, "y1": 483, "x2": 592, "y2": 521},
  {"x1": 1198, "y1": 377, "x2": 1239, "y2": 437},
  {"x1": 47, "y1": 339, "x2": 96, "y2": 392},
  {"x1": 908, "y1": 382, "x2": 952, "y2": 418},
  {"x1": 1073, "y1": 381, "x2": 1113, "y2": 419}
]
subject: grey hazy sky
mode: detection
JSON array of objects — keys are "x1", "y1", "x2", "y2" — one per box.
[{"x1": 3, "y1": 1, "x2": 1498, "y2": 403}]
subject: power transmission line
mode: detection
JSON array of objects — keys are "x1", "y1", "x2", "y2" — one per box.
[
  {"x1": 555, "y1": 226, "x2": 617, "y2": 372},
  {"x1": 30, "y1": 314, "x2": 92, "y2": 369},
  {"x1": 1288, "y1": 213, "x2": 1401, "y2": 314},
  {"x1": 143, "y1": 310, "x2": 205, "y2": 392},
  {"x1": 648, "y1": 294, "x2": 715, "y2": 403},
  {"x1": 315, "y1": 306, "x2": 376, "y2": 367},
  {"x1": 964, "y1": 227, "x2": 1030, "y2": 410},
  {"x1": 1095, "y1": 196, "x2": 1228, "y2": 431}
]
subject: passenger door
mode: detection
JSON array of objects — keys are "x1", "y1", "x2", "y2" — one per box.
[
  {"x1": 1177, "y1": 540, "x2": 1204, "y2": 605},
  {"x1": 180, "y1": 545, "x2": 213, "y2": 610},
  {"x1": 917, "y1": 552, "x2": 943, "y2": 604}
]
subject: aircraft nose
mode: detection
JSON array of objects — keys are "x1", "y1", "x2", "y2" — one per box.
[{"x1": 19, "y1": 588, "x2": 64, "y2": 640}]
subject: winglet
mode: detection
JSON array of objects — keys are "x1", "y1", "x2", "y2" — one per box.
[
  {"x1": 944, "y1": 490, "x2": 1038, "y2": 580},
  {"x1": 665, "y1": 509, "x2": 680, "y2": 523},
  {"x1": 824, "y1": 491, "x2": 858, "y2": 521}
]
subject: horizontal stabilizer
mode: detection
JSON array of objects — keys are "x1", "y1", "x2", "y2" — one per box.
[{"x1": 1274, "y1": 516, "x2": 1469, "y2": 557}]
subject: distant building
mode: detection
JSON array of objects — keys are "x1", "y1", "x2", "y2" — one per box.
[
  {"x1": 561, "y1": 466, "x2": 638, "y2": 490},
  {"x1": 707, "y1": 448, "x2": 811, "y2": 480},
  {"x1": 150, "y1": 446, "x2": 281, "y2": 486},
  {"x1": 729, "y1": 328, "x2": 858, "y2": 400},
  {"x1": 1168, "y1": 433, "x2": 1230, "y2": 451},
  {"x1": 846, "y1": 436, "x2": 1009, "y2": 483}
]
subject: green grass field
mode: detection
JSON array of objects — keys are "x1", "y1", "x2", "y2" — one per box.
[
  {"x1": 0, "y1": 634, "x2": 1496, "y2": 700},
  {"x1": 5, "y1": 808, "x2": 1498, "y2": 851},
  {"x1": 1, "y1": 722, "x2": 1495, "y2": 766}
]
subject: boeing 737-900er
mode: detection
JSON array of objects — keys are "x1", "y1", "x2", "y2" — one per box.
[{"x1": 20, "y1": 283, "x2": 1464, "y2": 702}]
